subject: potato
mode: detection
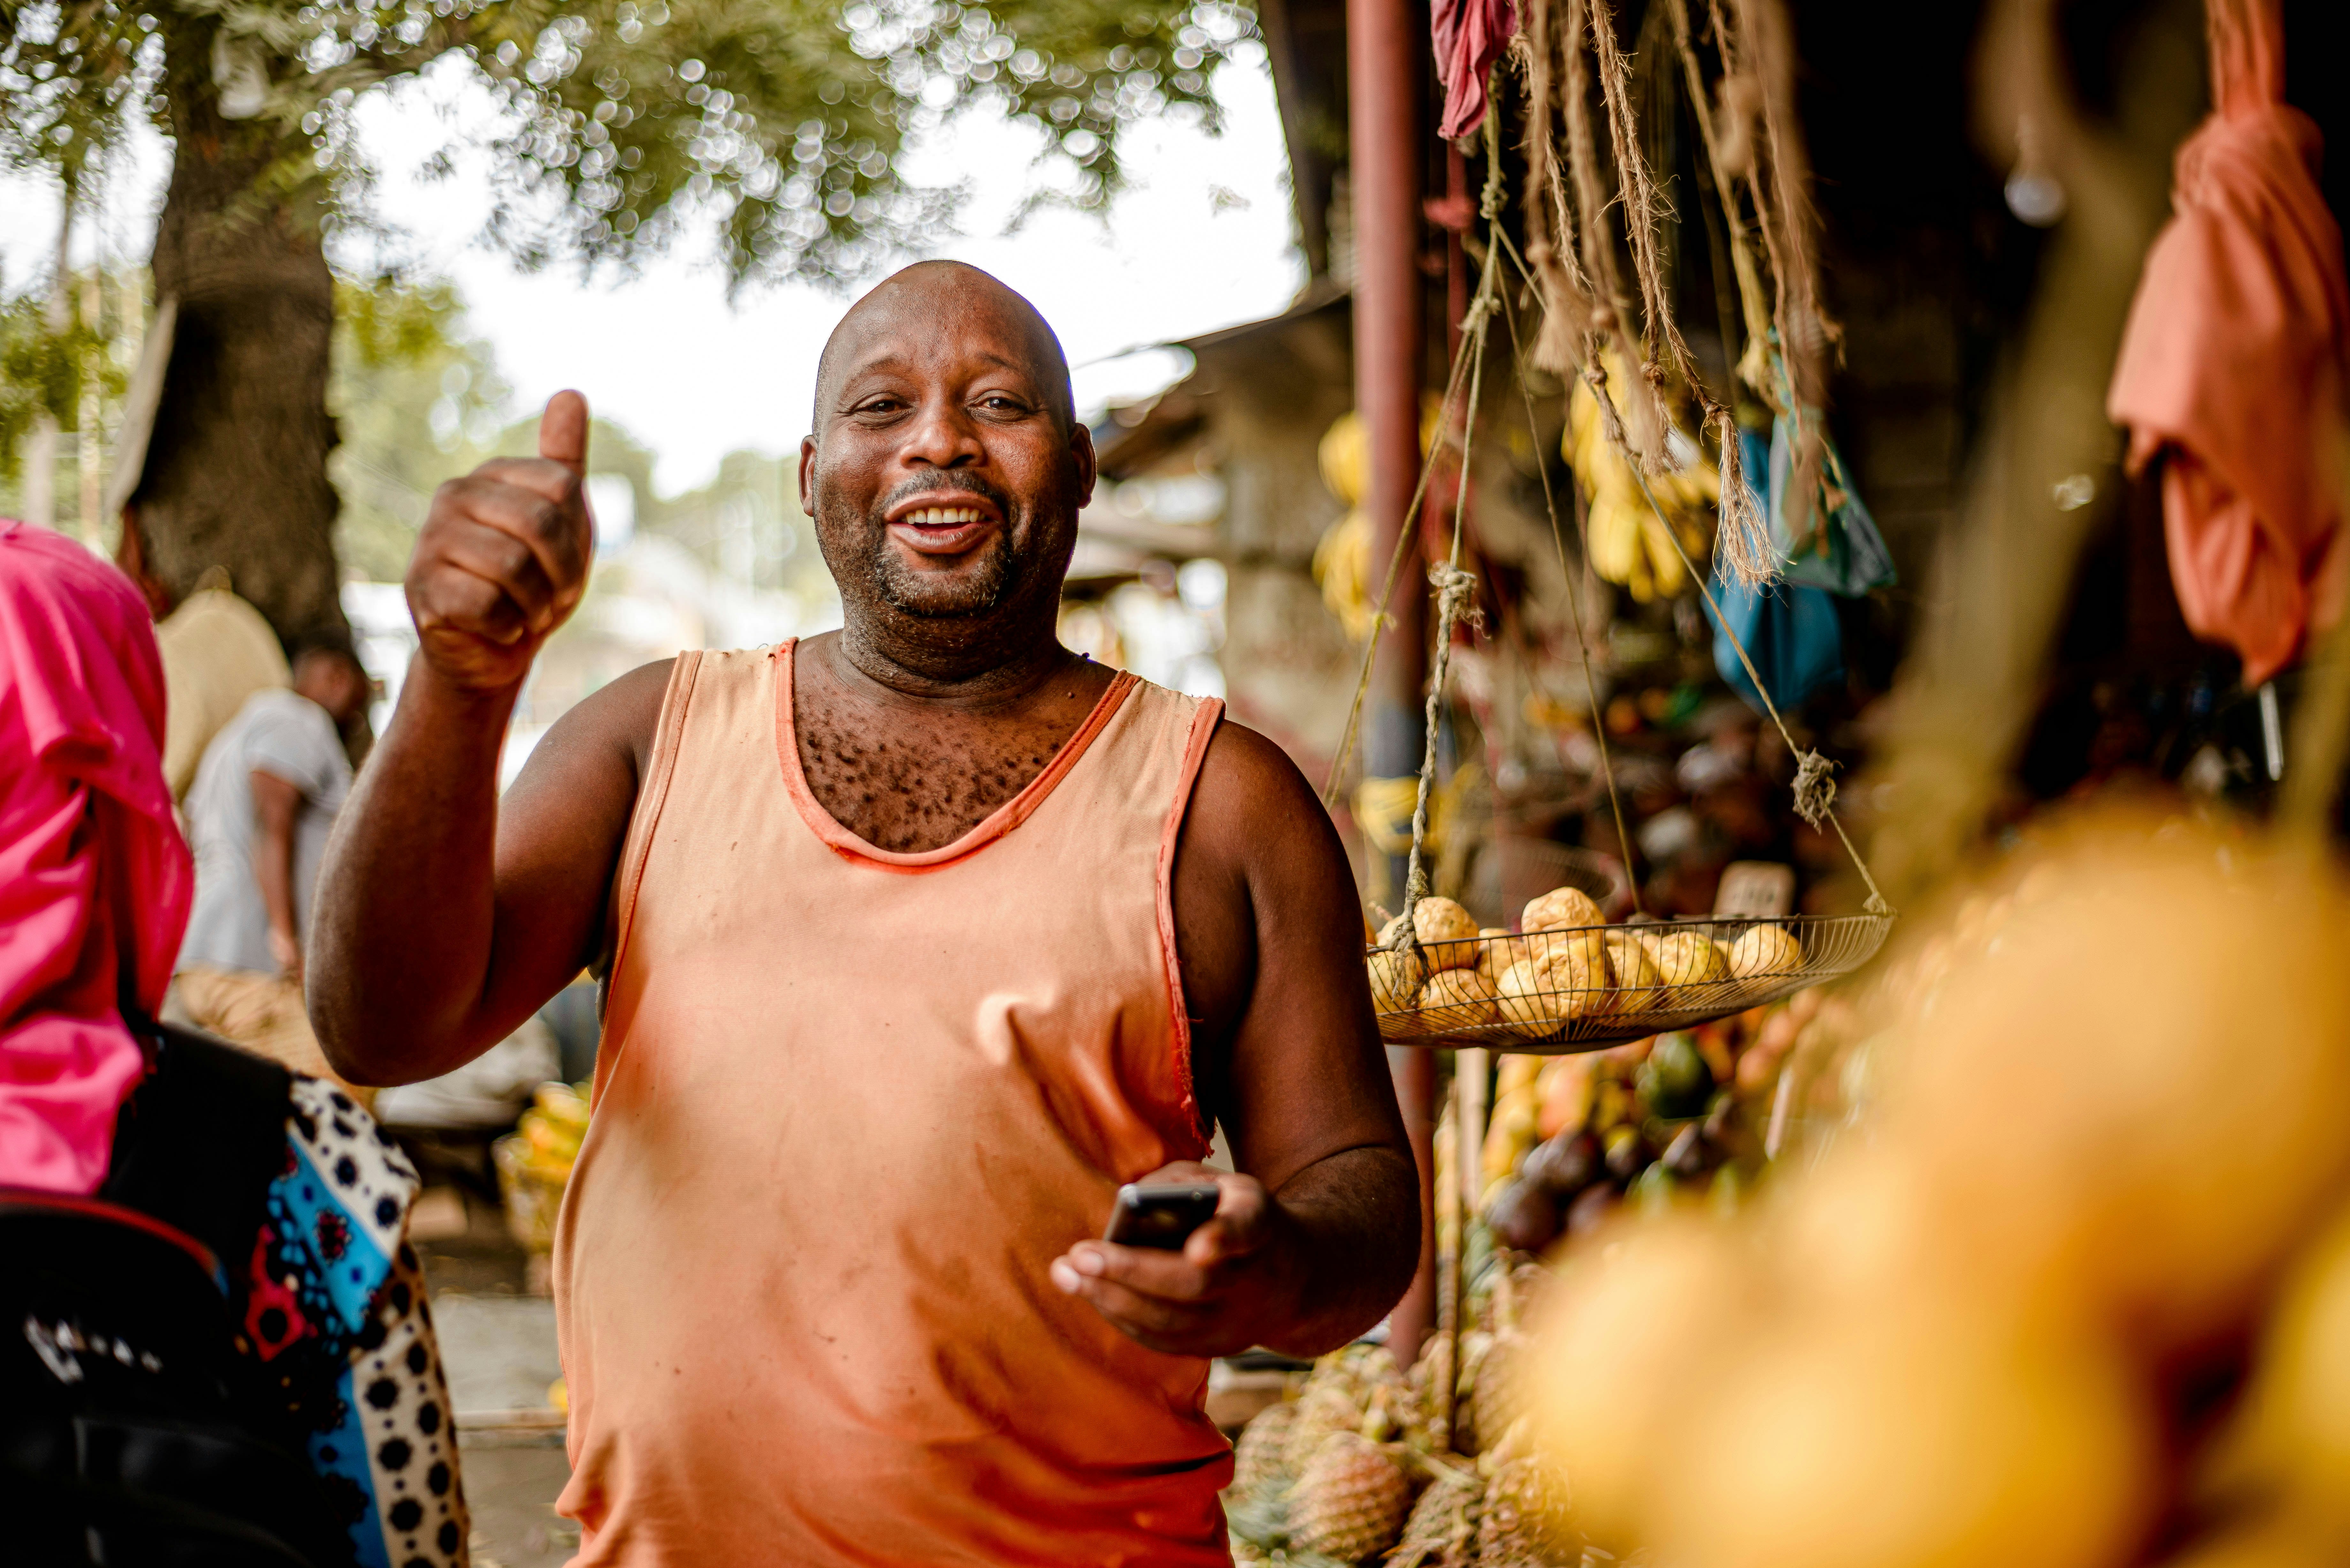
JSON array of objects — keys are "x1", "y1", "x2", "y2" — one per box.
[
  {"x1": 1477, "y1": 927, "x2": 1535, "y2": 984},
  {"x1": 1639, "y1": 930, "x2": 1731, "y2": 986},
  {"x1": 1497, "y1": 935, "x2": 1613, "y2": 1037},
  {"x1": 1417, "y1": 967, "x2": 1502, "y2": 1031},
  {"x1": 1367, "y1": 946, "x2": 1428, "y2": 1012},
  {"x1": 1382, "y1": 897, "x2": 1482, "y2": 971},
  {"x1": 1523, "y1": 885, "x2": 1607, "y2": 933},
  {"x1": 1729, "y1": 923, "x2": 1806, "y2": 977},
  {"x1": 1604, "y1": 932, "x2": 1665, "y2": 1015},
  {"x1": 1496, "y1": 961, "x2": 1567, "y2": 1039}
]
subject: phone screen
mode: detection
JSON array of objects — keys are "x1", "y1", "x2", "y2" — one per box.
[{"x1": 1103, "y1": 1182, "x2": 1222, "y2": 1250}]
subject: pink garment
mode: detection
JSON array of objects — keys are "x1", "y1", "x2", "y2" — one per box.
[
  {"x1": 0, "y1": 520, "x2": 190, "y2": 1194},
  {"x1": 2108, "y1": 0, "x2": 2350, "y2": 685},
  {"x1": 1432, "y1": 0, "x2": 1518, "y2": 140}
]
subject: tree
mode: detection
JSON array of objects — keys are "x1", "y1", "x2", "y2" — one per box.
[{"x1": 0, "y1": 0, "x2": 1257, "y2": 643}]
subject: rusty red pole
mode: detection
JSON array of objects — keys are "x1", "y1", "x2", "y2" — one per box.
[{"x1": 1349, "y1": 0, "x2": 1434, "y2": 1364}]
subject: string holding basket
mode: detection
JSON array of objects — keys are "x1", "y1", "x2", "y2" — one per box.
[{"x1": 1346, "y1": 13, "x2": 1895, "y2": 1051}]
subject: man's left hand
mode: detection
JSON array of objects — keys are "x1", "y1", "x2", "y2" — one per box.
[{"x1": 1050, "y1": 1162, "x2": 1299, "y2": 1358}]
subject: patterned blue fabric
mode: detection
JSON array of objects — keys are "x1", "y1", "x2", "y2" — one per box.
[{"x1": 249, "y1": 1078, "x2": 468, "y2": 1568}]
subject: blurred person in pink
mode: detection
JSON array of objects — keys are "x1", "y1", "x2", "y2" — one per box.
[{"x1": 0, "y1": 518, "x2": 190, "y2": 1196}]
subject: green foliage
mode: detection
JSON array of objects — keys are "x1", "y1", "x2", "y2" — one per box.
[
  {"x1": 328, "y1": 272, "x2": 512, "y2": 579},
  {"x1": 0, "y1": 0, "x2": 1261, "y2": 286},
  {"x1": 0, "y1": 289, "x2": 116, "y2": 483}
]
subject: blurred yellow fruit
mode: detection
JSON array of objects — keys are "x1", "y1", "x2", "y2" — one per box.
[
  {"x1": 2153, "y1": 1518, "x2": 2346, "y2": 1568},
  {"x1": 2214, "y1": 1202, "x2": 2350, "y2": 1526},
  {"x1": 1881, "y1": 825, "x2": 2350, "y2": 1349},
  {"x1": 1529, "y1": 1215, "x2": 1750, "y2": 1544},
  {"x1": 1662, "y1": 1297, "x2": 2153, "y2": 1568}
]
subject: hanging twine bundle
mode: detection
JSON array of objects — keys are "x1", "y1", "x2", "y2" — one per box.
[{"x1": 1517, "y1": 0, "x2": 1774, "y2": 588}]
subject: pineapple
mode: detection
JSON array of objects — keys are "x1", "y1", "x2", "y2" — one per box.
[
  {"x1": 1290, "y1": 1432, "x2": 1411, "y2": 1562},
  {"x1": 1470, "y1": 1267, "x2": 1536, "y2": 1454},
  {"x1": 1476, "y1": 1426, "x2": 1577, "y2": 1567},
  {"x1": 1390, "y1": 1459, "x2": 1483, "y2": 1567},
  {"x1": 1404, "y1": 1331, "x2": 1455, "y2": 1455},
  {"x1": 1232, "y1": 1399, "x2": 1298, "y2": 1498},
  {"x1": 1284, "y1": 1379, "x2": 1367, "y2": 1474}
]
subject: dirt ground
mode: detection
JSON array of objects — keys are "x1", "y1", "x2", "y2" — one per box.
[{"x1": 410, "y1": 1181, "x2": 577, "y2": 1567}]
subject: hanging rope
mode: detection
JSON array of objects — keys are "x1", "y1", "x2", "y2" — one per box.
[
  {"x1": 1335, "y1": 13, "x2": 1895, "y2": 940},
  {"x1": 1492, "y1": 219, "x2": 1891, "y2": 916},
  {"x1": 1400, "y1": 116, "x2": 1509, "y2": 922},
  {"x1": 1494, "y1": 279, "x2": 1649, "y2": 916},
  {"x1": 1584, "y1": 0, "x2": 1773, "y2": 588},
  {"x1": 1320, "y1": 285, "x2": 1488, "y2": 810}
]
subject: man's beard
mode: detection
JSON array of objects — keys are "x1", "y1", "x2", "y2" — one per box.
[{"x1": 869, "y1": 523, "x2": 1026, "y2": 618}]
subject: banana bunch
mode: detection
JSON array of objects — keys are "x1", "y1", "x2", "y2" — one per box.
[
  {"x1": 1565, "y1": 358, "x2": 1718, "y2": 602},
  {"x1": 514, "y1": 1081, "x2": 590, "y2": 1185}
]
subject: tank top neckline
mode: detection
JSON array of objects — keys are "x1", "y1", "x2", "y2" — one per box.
[{"x1": 769, "y1": 637, "x2": 1140, "y2": 871}]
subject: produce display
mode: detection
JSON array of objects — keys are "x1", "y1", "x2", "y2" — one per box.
[
  {"x1": 1523, "y1": 818, "x2": 2350, "y2": 1568},
  {"x1": 1221, "y1": 980, "x2": 1867, "y2": 1567},
  {"x1": 1364, "y1": 891, "x2": 1880, "y2": 1051},
  {"x1": 1225, "y1": 1264, "x2": 1573, "y2": 1567},
  {"x1": 494, "y1": 1079, "x2": 591, "y2": 1253}
]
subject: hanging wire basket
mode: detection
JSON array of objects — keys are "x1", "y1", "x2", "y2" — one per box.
[{"x1": 1369, "y1": 912, "x2": 1894, "y2": 1052}]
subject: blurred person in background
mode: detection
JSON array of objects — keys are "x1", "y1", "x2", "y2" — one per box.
[
  {"x1": 171, "y1": 641, "x2": 376, "y2": 1099},
  {"x1": 153, "y1": 567, "x2": 292, "y2": 801},
  {"x1": 0, "y1": 518, "x2": 466, "y2": 1566}
]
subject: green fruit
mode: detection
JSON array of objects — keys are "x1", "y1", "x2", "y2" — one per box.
[{"x1": 1639, "y1": 1032, "x2": 1714, "y2": 1119}]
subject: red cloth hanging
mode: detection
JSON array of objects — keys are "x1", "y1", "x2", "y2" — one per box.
[
  {"x1": 1432, "y1": 0, "x2": 1518, "y2": 140},
  {"x1": 2108, "y1": 0, "x2": 2350, "y2": 685}
]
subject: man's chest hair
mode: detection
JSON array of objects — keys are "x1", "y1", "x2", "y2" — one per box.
[{"x1": 796, "y1": 700, "x2": 1075, "y2": 853}]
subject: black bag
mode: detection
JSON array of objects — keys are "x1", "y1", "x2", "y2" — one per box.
[{"x1": 1, "y1": 1026, "x2": 356, "y2": 1566}]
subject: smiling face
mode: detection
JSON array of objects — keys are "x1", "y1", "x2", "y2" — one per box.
[{"x1": 801, "y1": 263, "x2": 1095, "y2": 636}]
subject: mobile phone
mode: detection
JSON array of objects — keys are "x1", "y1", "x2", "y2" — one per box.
[{"x1": 1103, "y1": 1181, "x2": 1222, "y2": 1250}]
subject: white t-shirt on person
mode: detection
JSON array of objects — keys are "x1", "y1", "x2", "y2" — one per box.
[{"x1": 177, "y1": 688, "x2": 352, "y2": 978}]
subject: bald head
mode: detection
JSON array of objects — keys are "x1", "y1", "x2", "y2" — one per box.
[{"x1": 812, "y1": 261, "x2": 1074, "y2": 433}]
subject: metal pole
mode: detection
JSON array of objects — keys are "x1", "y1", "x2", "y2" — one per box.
[{"x1": 1350, "y1": 0, "x2": 1433, "y2": 1363}]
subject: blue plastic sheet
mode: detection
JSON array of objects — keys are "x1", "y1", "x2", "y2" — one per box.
[{"x1": 1707, "y1": 429, "x2": 1847, "y2": 715}]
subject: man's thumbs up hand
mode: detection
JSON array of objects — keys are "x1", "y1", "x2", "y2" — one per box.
[{"x1": 407, "y1": 390, "x2": 597, "y2": 694}]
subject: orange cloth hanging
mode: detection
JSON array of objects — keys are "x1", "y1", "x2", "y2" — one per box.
[{"x1": 2107, "y1": 0, "x2": 2350, "y2": 685}]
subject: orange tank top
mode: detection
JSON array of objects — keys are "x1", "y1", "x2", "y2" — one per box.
[{"x1": 552, "y1": 641, "x2": 1234, "y2": 1565}]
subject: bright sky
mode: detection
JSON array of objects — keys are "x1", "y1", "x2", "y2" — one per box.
[{"x1": 0, "y1": 46, "x2": 1305, "y2": 494}]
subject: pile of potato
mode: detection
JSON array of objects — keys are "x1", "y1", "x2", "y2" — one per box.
[{"x1": 1368, "y1": 890, "x2": 1806, "y2": 1039}]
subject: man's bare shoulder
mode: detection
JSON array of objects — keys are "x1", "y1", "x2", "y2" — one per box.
[{"x1": 1186, "y1": 717, "x2": 1345, "y2": 883}]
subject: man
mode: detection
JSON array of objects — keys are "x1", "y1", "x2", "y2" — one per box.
[
  {"x1": 312, "y1": 261, "x2": 1419, "y2": 1564},
  {"x1": 174, "y1": 643, "x2": 373, "y2": 1093}
]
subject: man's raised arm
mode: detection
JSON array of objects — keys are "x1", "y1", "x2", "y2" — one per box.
[{"x1": 310, "y1": 391, "x2": 655, "y2": 1086}]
